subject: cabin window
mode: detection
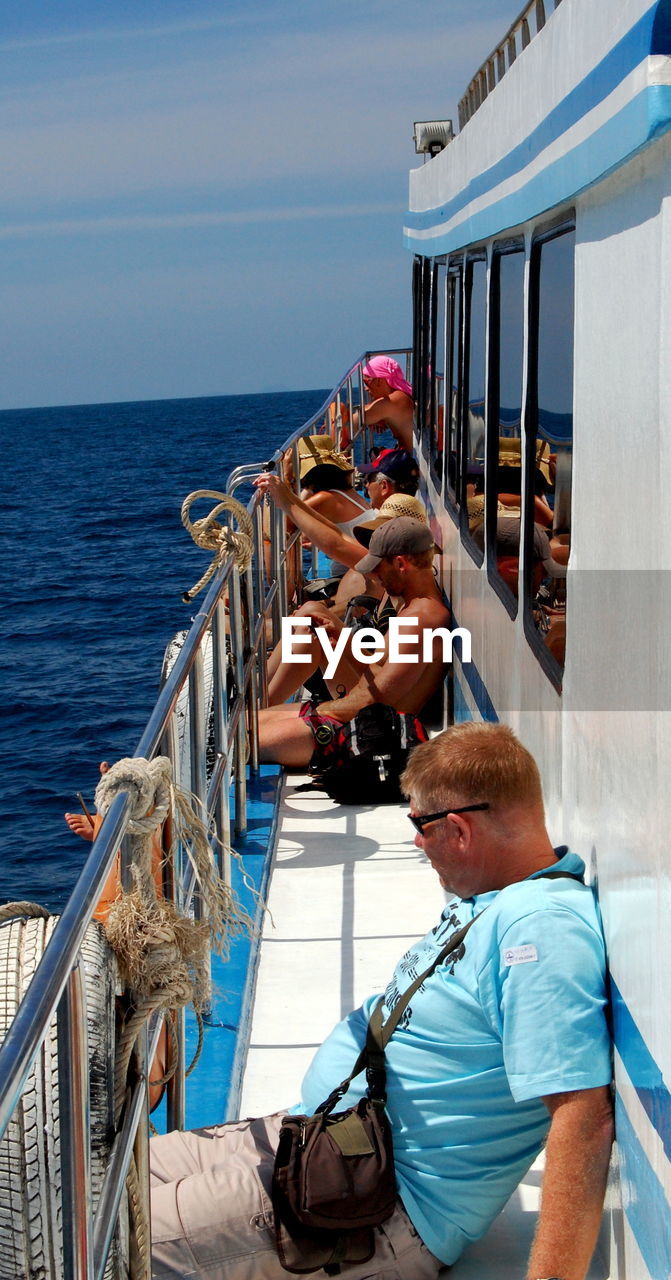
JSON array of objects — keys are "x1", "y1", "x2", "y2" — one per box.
[
  {"x1": 485, "y1": 245, "x2": 526, "y2": 614},
  {"x1": 524, "y1": 223, "x2": 575, "y2": 680},
  {"x1": 411, "y1": 256, "x2": 423, "y2": 409},
  {"x1": 462, "y1": 255, "x2": 487, "y2": 563},
  {"x1": 412, "y1": 256, "x2": 432, "y2": 455},
  {"x1": 429, "y1": 262, "x2": 447, "y2": 491},
  {"x1": 445, "y1": 261, "x2": 463, "y2": 510}
]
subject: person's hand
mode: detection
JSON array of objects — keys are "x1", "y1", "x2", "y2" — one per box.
[
  {"x1": 299, "y1": 607, "x2": 343, "y2": 642},
  {"x1": 253, "y1": 472, "x2": 292, "y2": 507}
]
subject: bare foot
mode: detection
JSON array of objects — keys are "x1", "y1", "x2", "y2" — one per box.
[
  {"x1": 64, "y1": 811, "x2": 96, "y2": 841},
  {"x1": 64, "y1": 762, "x2": 110, "y2": 841}
]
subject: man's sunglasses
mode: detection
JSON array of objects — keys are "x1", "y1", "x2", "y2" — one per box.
[{"x1": 408, "y1": 803, "x2": 489, "y2": 834}]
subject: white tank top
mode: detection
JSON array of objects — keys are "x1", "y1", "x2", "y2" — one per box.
[{"x1": 334, "y1": 491, "x2": 371, "y2": 538}]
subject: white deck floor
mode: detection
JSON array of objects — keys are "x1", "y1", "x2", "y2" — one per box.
[{"x1": 240, "y1": 774, "x2": 611, "y2": 1279}]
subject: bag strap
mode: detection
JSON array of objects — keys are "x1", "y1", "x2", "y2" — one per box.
[
  {"x1": 316, "y1": 914, "x2": 481, "y2": 1114},
  {"x1": 315, "y1": 868, "x2": 583, "y2": 1115}
]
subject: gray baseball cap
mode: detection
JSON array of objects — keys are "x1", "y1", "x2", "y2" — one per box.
[{"x1": 354, "y1": 516, "x2": 435, "y2": 573}]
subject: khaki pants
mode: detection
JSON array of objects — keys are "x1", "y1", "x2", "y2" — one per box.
[{"x1": 150, "y1": 1112, "x2": 443, "y2": 1280}]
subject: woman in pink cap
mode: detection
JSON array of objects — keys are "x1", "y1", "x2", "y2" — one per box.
[{"x1": 358, "y1": 355, "x2": 415, "y2": 451}]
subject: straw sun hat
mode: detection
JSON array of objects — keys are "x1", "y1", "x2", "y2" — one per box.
[
  {"x1": 353, "y1": 494, "x2": 428, "y2": 546},
  {"x1": 297, "y1": 434, "x2": 353, "y2": 480}
]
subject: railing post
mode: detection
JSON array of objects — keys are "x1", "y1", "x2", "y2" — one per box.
[
  {"x1": 131, "y1": 1024, "x2": 152, "y2": 1280},
  {"x1": 497, "y1": 46, "x2": 506, "y2": 80},
  {"x1": 346, "y1": 377, "x2": 358, "y2": 471},
  {"x1": 211, "y1": 597, "x2": 232, "y2": 868},
  {"x1": 272, "y1": 502, "x2": 288, "y2": 625},
  {"x1": 57, "y1": 962, "x2": 93, "y2": 1280},
  {"x1": 229, "y1": 565, "x2": 248, "y2": 837},
  {"x1": 188, "y1": 647, "x2": 207, "y2": 921},
  {"x1": 244, "y1": 569, "x2": 261, "y2": 776},
  {"x1": 253, "y1": 501, "x2": 270, "y2": 711},
  {"x1": 357, "y1": 364, "x2": 372, "y2": 463},
  {"x1": 160, "y1": 716, "x2": 187, "y2": 1133}
]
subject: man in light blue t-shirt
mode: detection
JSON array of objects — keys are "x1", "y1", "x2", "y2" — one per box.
[{"x1": 151, "y1": 723, "x2": 613, "y2": 1280}]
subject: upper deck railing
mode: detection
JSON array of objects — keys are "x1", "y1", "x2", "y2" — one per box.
[
  {"x1": 458, "y1": 0, "x2": 563, "y2": 130},
  {"x1": 0, "y1": 348, "x2": 411, "y2": 1280}
]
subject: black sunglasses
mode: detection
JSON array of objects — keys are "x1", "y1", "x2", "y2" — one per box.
[{"x1": 408, "y1": 803, "x2": 489, "y2": 834}]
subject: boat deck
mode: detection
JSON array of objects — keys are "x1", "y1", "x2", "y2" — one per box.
[{"x1": 241, "y1": 775, "x2": 612, "y2": 1279}]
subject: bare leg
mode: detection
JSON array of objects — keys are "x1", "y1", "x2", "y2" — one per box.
[
  {"x1": 258, "y1": 705, "x2": 315, "y2": 766},
  {"x1": 266, "y1": 602, "x2": 337, "y2": 705},
  {"x1": 267, "y1": 632, "x2": 321, "y2": 705}
]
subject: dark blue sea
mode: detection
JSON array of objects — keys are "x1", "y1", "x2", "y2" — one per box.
[{"x1": 0, "y1": 390, "x2": 328, "y2": 911}]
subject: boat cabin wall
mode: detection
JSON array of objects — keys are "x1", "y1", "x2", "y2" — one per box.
[{"x1": 411, "y1": 131, "x2": 671, "y2": 1280}]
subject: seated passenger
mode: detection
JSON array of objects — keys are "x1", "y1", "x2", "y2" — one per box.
[
  {"x1": 330, "y1": 492, "x2": 428, "y2": 614},
  {"x1": 255, "y1": 473, "x2": 429, "y2": 695},
  {"x1": 254, "y1": 467, "x2": 423, "y2": 591},
  {"x1": 357, "y1": 447, "x2": 420, "y2": 503},
  {"x1": 252, "y1": 517, "x2": 451, "y2": 766},
  {"x1": 297, "y1": 435, "x2": 371, "y2": 577},
  {"x1": 350, "y1": 357, "x2": 415, "y2": 451},
  {"x1": 150, "y1": 723, "x2": 613, "y2": 1280}
]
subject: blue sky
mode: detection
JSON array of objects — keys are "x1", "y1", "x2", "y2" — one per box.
[{"x1": 0, "y1": 0, "x2": 522, "y2": 408}]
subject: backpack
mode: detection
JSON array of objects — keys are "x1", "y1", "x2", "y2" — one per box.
[{"x1": 301, "y1": 704, "x2": 429, "y2": 805}]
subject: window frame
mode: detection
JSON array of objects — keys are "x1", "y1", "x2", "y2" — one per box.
[
  {"x1": 486, "y1": 238, "x2": 526, "y2": 618},
  {"x1": 522, "y1": 215, "x2": 576, "y2": 689},
  {"x1": 428, "y1": 260, "x2": 448, "y2": 493},
  {"x1": 445, "y1": 256, "x2": 464, "y2": 520},
  {"x1": 460, "y1": 251, "x2": 488, "y2": 564}
]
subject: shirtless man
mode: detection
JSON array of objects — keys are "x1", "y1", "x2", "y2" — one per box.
[
  {"x1": 352, "y1": 356, "x2": 415, "y2": 451},
  {"x1": 255, "y1": 516, "x2": 451, "y2": 767}
]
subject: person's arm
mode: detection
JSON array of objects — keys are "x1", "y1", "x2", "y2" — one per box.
[
  {"x1": 351, "y1": 393, "x2": 414, "y2": 449},
  {"x1": 527, "y1": 1086, "x2": 613, "y2": 1280},
  {"x1": 254, "y1": 473, "x2": 364, "y2": 568},
  {"x1": 316, "y1": 603, "x2": 440, "y2": 719}
]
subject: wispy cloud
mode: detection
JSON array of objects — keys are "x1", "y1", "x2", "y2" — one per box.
[
  {"x1": 0, "y1": 15, "x2": 245, "y2": 55},
  {"x1": 0, "y1": 201, "x2": 402, "y2": 241},
  {"x1": 0, "y1": 14, "x2": 505, "y2": 211},
  {"x1": 0, "y1": 0, "x2": 522, "y2": 406}
]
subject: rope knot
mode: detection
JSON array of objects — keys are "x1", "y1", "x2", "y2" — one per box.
[
  {"x1": 94, "y1": 756, "x2": 172, "y2": 836},
  {"x1": 181, "y1": 489, "x2": 253, "y2": 602}
]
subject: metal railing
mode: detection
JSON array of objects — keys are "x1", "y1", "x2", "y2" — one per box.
[
  {"x1": 0, "y1": 347, "x2": 412, "y2": 1280},
  {"x1": 457, "y1": 0, "x2": 563, "y2": 130}
]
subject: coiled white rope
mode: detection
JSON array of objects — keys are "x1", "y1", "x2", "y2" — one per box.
[
  {"x1": 96, "y1": 754, "x2": 256, "y2": 1274},
  {"x1": 94, "y1": 755, "x2": 172, "y2": 837},
  {"x1": 180, "y1": 489, "x2": 253, "y2": 603}
]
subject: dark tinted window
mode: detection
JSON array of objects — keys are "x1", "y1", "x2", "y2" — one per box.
[
  {"x1": 429, "y1": 263, "x2": 447, "y2": 491},
  {"x1": 462, "y1": 257, "x2": 487, "y2": 561},
  {"x1": 465, "y1": 258, "x2": 487, "y2": 481},
  {"x1": 446, "y1": 264, "x2": 462, "y2": 507},
  {"x1": 485, "y1": 248, "x2": 525, "y2": 610},
  {"x1": 525, "y1": 226, "x2": 575, "y2": 678}
]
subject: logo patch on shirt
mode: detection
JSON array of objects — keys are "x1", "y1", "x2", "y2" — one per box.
[{"x1": 502, "y1": 943, "x2": 538, "y2": 966}]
